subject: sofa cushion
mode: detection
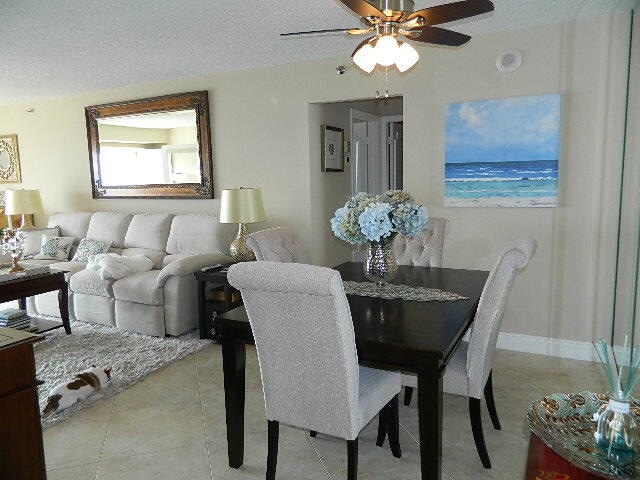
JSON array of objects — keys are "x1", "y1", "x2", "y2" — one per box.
[
  {"x1": 35, "y1": 235, "x2": 74, "y2": 260},
  {"x1": 69, "y1": 269, "x2": 115, "y2": 297},
  {"x1": 22, "y1": 227, "x2": 60, "y2": 257},
  {"x1": 161, "y1": 253, "x2": 191, "y2": 268},
  {"x1": 47, "y1": 212, "x2": 93, "y2": 245},
  {"x1": 86, "y1": 212, "x2": 133, "y2": 249},
  {"x1": 124, "y1": 214, "x2": 174, "y2": 251},
  {"x1": 122, "y1": 248, "x2": 166, "y2": 270},
  {"x1": 113, "y1": 270, "x2": 163, "y2": 306},
  {"x1": 48, "y1": 261, "x2": 87, "y2": 281},
  {"x1": 166, "y1": 214, "x2": 235, "y2": 255},
  {"x1": 21, "y1": 259, "x2": 59, "y2": 267},
  {"x1": 72, "y1": 238, "x2": 113, "y2": 262}
]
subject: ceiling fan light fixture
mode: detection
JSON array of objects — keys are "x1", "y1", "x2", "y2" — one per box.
[
  {"x1": 353, "y1": 43, "x2": 377, "y2": 73},
  {"x1": 395, "y1": 42, "x2": 419, "y2": 72},
  {"x1": 374, "y1": 35, "x2": 399, "y2": 67}
]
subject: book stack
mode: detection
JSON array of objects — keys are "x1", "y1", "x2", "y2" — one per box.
[{"x1": 0, "y1": 309, "x2": 38, "y2": 332}]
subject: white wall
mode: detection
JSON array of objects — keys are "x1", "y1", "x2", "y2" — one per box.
[{"x1": 0, "y1": 14, "x2": 632, "y2": 344}]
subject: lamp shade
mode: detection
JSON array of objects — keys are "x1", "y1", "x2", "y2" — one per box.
[
  {"x1": 219, "y1": 187, "x2": 266, "y2": 224},
  {"x1": 4, "y1": 189, "x2": 43, "y2": 215}
]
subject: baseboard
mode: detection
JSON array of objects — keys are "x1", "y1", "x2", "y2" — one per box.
[{"x1": 495, "y1": 332, "x2": 600, "y2": 362}]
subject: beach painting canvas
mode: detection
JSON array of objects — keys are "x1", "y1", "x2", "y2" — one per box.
[{"x1": 444, "y1": 94, "x2": 561, "y2": 207}]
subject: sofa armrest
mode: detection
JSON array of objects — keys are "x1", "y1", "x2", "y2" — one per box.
[{"x1": 156, "y1": 253, "x2": 233, "y2": 287}]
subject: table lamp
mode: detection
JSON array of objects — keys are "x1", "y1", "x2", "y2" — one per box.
[
  {"x1": 220, "y1": 187, "x2": 266, "y2": 262},
  {"x1": 4, "y1": 189, "x2": 43, "y2": 229}
]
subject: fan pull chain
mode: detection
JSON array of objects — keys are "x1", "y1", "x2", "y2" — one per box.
[{"x1": 375, "y1": 67, "x2": 390, "y2": 99}]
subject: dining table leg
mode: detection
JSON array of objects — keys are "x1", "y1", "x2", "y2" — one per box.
[
  {"x1": 221, "y1": 336, "x2": 246, "y2": 468},
  {"x1": 418, "y1": 369, "x2": 443, "y2": 480}
]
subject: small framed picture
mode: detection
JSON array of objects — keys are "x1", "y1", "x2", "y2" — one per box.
[
  {"x1": 321, "y1": 125, "x2": 344, "y2": 172},
  {"x1": 0, "y1": 135, "x2": 22, "y2": 184}
]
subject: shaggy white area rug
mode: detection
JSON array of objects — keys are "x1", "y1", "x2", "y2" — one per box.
[{"x1": 35, "y1": 321, "x2": 211, "y2": 428}]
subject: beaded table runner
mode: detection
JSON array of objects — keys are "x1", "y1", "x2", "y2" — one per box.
[{"x1": 343, "y1": 280, "x2": 468, "y2": 302}]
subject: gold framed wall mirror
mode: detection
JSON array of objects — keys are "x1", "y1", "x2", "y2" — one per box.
[{"x1": 85, "y1": 91, "x2": 213, "y2": 199}]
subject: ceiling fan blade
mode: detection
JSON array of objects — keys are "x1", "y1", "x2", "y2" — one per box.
[
  {"x1": 347, "y1": 27, "x2": 375, "y2": 35},
  {"x1": 351, "y1": 36, "x2": 376, "y2": 57},
  {"x1": 280, "y1": 28, "x2": 357, "y2": 36},
  {"x1": 404, "y1": 26, "x2": 471, "y2": 46},
  {"x1": 337, "y1": 0, "x2": 386, "y2": 20},
  {"x1": 406, "y1": 0, "x2": 494, "y2": 25}
]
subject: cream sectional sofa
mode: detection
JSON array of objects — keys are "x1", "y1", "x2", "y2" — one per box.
[{"x1": 23, "y1": 212, "x2": 235, "y2": 336}]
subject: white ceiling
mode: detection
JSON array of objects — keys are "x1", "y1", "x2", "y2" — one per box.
[{"x1": 1, "y1": 0, "x2": 634, "y2": 107}]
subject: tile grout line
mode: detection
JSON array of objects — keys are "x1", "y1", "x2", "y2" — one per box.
[
  {"x1": 305, "y1": 432, "x2": 334, "y2": 480},
  {"x1": 94, "y1": 396, "x2": 117, "y2": 480},
  {"x1": 399, "y1": 422, "x2": 420, "y2": 446},
  {"x1": 399, "y1": 422, "x2": 456, "y2": 480},
  {"x1": 194, "y1": 355, "x2": 216, "y2": 480}
]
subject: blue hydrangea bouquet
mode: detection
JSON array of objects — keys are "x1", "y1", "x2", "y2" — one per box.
[{"x1": 331, "y1": 190, "x2": 428, "y2": 245}]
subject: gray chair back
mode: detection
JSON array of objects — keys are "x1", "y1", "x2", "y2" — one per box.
[
  {"x1": 467, "y1": 237, "x2": 537, "y2": 398},
  {"x1": 393, "y1": 217, "x2": 449, "y2": 267},
  {"x1": 227, "y1": 261, "x2": 361, "y2": 439},
  {"x1": 245, "y1": 227, "x2": 308, "y2": 263}
]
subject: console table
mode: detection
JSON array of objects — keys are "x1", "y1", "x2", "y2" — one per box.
[{"x1": 0, "y1": 328, "x2": 46, "y2": 480}]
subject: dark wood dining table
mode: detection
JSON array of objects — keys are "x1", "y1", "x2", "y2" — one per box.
[{"x1": 212, "y1": 261, "x2": 489, "y2": 480}]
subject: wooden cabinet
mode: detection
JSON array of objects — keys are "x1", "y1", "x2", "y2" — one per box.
[{"x1": 0, "y1": 328, "x2": 45, "y2": 480}]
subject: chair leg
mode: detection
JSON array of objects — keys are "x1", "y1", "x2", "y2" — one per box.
[
  {"x1": 267, "y1": 420, "x2": 279, "y2": 480},
  {"x1": 403, "y1": 386, "x2": 414, "y2": 406},
  {"x1": 484, "y1": 371, "x2": 501, "y2": 430},
  {"x1": 347, "y1": 438, "x2": 358, "y2": 480},
  {"x1": 469, "y1": 398, "x2": 491, "y2": 469},
  {"x1": 309, "y1": 430, "x2": 317, "y2": 438},
  {"x1": 387, "y1": 395, "x2": 401, "y2": 458},
  {"x1": 376, "y1": 401, "x2": 389, "y2": 447}
]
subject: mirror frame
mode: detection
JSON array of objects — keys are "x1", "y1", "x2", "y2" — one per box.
[{"x1": 85, "y1": 91, "x2": 213, "y2": 199}]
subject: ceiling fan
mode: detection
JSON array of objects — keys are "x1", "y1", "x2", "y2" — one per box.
[{"x1": 281, "y1": 0, "x2": 494, "y2": 73}]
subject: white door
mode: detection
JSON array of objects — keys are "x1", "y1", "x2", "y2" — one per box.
[
  {"x1": 350, "y1": 108, "x2": 380, "y2": 194},
  {"x1": 381, "y1": 115, "x2": 403, "y2": 190}
]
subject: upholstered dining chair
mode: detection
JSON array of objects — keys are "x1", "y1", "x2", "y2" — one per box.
[
  {"x1": 393, "y1": 216, "x2": 449, "y2": 267},
  {"x1": 391, "y1": 237, "x2": 537, "y2": 469},
  {"x1": 245, "y1": 227, "x2": 309, "y2": 264},
  {"x1": 228, "y1": 261, "x2": 402, "y2": 480}
]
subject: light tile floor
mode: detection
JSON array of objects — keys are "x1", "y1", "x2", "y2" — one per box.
[{"x1": 43, "y1": 345, "x2": 607, "y2": 480}]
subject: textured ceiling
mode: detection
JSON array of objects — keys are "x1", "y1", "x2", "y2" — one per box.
[{"x1": 0, "y1": 0, "x2": 635, "y2": 107}]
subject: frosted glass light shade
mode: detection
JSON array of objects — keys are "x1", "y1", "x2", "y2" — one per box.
[
  {"x1": 395, "y1": 42, "x2": 420, "y2": 72},
  {"x1": 374, "y1": 35, "x2": 399, "y2": 67},
  {"x1": 4, "y1": 189, "x2": 43, "y2": 215},
  {"x1": 353, "y1": 44, "x2": 377, "y2": 73},
  {"x1": 219, "y1": 187, "x2": 266, "y2": 224}
]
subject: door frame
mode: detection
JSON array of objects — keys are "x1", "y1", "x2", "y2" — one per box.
[{"x1": 380, "y1": 115, "x2": 403, "y2": 191}]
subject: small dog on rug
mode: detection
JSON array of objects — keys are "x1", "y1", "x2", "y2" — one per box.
[{"x1": 42, "y1": 366, "x2": 112, "y2": 415}]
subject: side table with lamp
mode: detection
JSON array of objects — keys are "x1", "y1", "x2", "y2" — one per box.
[{"x1": 195, "y1": 187, "x2": 265, "y2": 338}]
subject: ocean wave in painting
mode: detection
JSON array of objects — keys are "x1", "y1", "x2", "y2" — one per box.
[{"x1": 445, "y1": 160, "x2": 558, "y2": 204}]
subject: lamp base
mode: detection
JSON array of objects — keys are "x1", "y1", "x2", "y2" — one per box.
[
  {"x1": 230, "y1": 223, "x2": 256, "y2": 262},
  {"x1": 20, "y1": 214, "x2": 35, "y2": 229}
]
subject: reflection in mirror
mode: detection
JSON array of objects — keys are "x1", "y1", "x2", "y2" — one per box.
[
  {"x1": 85, "y1": 91, "x2": 213, "y2": 199},
  {"x1": 97, "y1": 110, "x2": 200, "y2": 186}
]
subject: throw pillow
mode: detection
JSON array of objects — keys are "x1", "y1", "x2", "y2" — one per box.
[
  {"x1": 34, "y1": 235, "x2": 75, "y2": 261},
  {"x1": 72, "y1": 238, "x2": 113, "y2": 262},
  {"x1": 21, "y1": 226, "x2": 61, "y2": 258}
]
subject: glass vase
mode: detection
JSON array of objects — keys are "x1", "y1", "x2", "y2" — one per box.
[
  {"x1": 594, "y1": 394, "x2": 638, "y2": 460},
  {"x1": 362, "y1": 235, "x2": 397, "y2": 285}
]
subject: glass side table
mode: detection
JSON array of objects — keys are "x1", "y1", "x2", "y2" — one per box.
[{"x1": 525, "y1": 391, "x2": 639, "y2": 480}]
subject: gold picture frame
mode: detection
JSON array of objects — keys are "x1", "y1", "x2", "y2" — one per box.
[
  {"x1": 321, "y1": 125, "x2": 345, "y2": 172},
  {"x1": 0, "y1": 135, "x2": 22, "y2": 183}
]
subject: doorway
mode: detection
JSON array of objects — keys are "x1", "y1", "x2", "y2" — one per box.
[{"x1": 349, "y1": 98, "x2": 404, "y2": 195}]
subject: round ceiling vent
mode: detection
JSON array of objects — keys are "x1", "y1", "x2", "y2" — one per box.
[{"x1": 496, "y1": 49, "x2": 522, "y2": 73}]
